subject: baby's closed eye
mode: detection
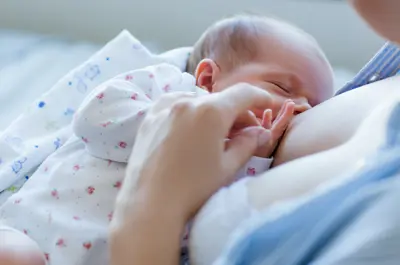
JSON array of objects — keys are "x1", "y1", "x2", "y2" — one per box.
[{"x1": 269, "y1": 81, "x2": 291, "y2": 94}]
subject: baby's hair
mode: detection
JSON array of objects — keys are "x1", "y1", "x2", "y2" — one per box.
[{"x1": 186, "y1": 14, "x2": 324, "y2": 75}]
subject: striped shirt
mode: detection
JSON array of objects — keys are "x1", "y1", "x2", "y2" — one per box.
[{"x1": 336, "y1": 42, "x2": 400, "y2": 95}]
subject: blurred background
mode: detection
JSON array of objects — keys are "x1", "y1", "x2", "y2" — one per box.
[{"x1": 0, "y1": 0, "x2": 386, "y2": 128}]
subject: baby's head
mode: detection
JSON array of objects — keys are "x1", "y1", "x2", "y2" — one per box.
[{"x1": 187, "y1": 15, "x2": 334, "y2": 119}]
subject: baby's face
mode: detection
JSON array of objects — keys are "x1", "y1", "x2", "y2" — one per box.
[{"x1": 211, "y1": 34, "x2": 334, "y2": 120}]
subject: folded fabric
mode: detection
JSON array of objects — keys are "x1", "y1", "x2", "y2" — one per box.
[
  {"x1": 0, "y1": 30, "x2": 192, "y2": 194},
  {"x1": 214, "y1": 103, "x2": 400, "y2": 265}
]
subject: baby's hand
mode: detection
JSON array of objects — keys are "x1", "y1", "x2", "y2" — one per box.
[{"x1": 253, "y1": 100, "x2": 295, "y2": 158}]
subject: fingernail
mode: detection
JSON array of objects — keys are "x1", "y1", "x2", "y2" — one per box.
[
  {"x1": 248, "y1": 110, "x2": 256, "y2": 117},
  {"x1": 258, "y1": 130, "x2": 270, "y2": 146}
]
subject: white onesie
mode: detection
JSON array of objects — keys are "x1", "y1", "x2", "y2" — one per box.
[{"x1": 0, "y1": 64, "x2": 272, "y2": 265}]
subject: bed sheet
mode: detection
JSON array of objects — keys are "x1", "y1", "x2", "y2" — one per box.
[{"x1": 0, "y1": 30, "x2": 100, "y2": 131}]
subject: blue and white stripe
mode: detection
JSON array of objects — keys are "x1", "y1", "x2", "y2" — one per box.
[{"x1": 336, "y1": 42, "x2": 400, "y2": 95}]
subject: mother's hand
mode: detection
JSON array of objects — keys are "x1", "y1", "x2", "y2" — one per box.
[
  {"x1": 129, "y1": 83, "x2": 272, "y2": 219},
  {"x1": 110, "y1": 83, "x2": 272, "y2": 265}
]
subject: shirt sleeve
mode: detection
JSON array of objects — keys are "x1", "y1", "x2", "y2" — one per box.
[
  {"x1": 72, "y1": 63, "x2": 203, "y2": 163},
  {"x1": 234, "y1": 156, "x2": 273, "y2": 181}
]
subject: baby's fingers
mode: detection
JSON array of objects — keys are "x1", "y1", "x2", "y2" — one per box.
[
  {"x1": 271, "y1": 101, "x2": 295, "y2": 137},
  {"x1": 262, "y1": 109, "x2": 272, "y2": 130}
]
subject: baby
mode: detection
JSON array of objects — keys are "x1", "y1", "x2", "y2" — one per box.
[
  {"x1": 0, "y1": 15, "x2": 333, "y2": 265},
  {"x1": 186, "y1": 15, "x2": 333, "y2": 160}
]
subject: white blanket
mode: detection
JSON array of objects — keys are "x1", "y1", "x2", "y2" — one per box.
[{"x1": 0, "y1": 30, "x2": 192, "y2": 197}]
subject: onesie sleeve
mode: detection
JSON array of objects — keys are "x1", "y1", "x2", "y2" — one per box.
[
  {"x1": 234, "y1": 156, "x2": 273, "y2": 181},
  {"x1": 72, "y1": 63, "x2": 204, "y2": 163}
]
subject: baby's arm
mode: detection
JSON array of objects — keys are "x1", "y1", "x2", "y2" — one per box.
[{"x1": 73, "y1": 64, "x2": 200, "y2": 163}]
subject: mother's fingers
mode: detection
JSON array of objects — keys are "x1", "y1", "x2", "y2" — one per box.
[
  {"x1": 150, "y1": 83, "x2": 271, "y2": 139},
  {"x1": 214, "y1": 83, "x2": 273, "y2": 130},
  {"x1": 231, "y1": 111, "x2": 261, "y2": 131}
]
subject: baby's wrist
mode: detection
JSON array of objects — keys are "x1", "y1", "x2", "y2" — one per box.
[{"x1": 253, "y1": 148, "x2": 273, "y2": 158}]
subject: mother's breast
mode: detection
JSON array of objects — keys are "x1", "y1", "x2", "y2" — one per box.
[{"x1": 273, "y1": 75, "x2": 400, "y2": 166}]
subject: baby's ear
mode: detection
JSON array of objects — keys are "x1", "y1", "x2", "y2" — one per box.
[{"x1": 195, "y1": 59, "x2": 220, "y2": 93}]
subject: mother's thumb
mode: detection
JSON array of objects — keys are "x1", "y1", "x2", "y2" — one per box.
[{"x1": 223, "y1": 127, "x2": 270, "y2": 177}]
